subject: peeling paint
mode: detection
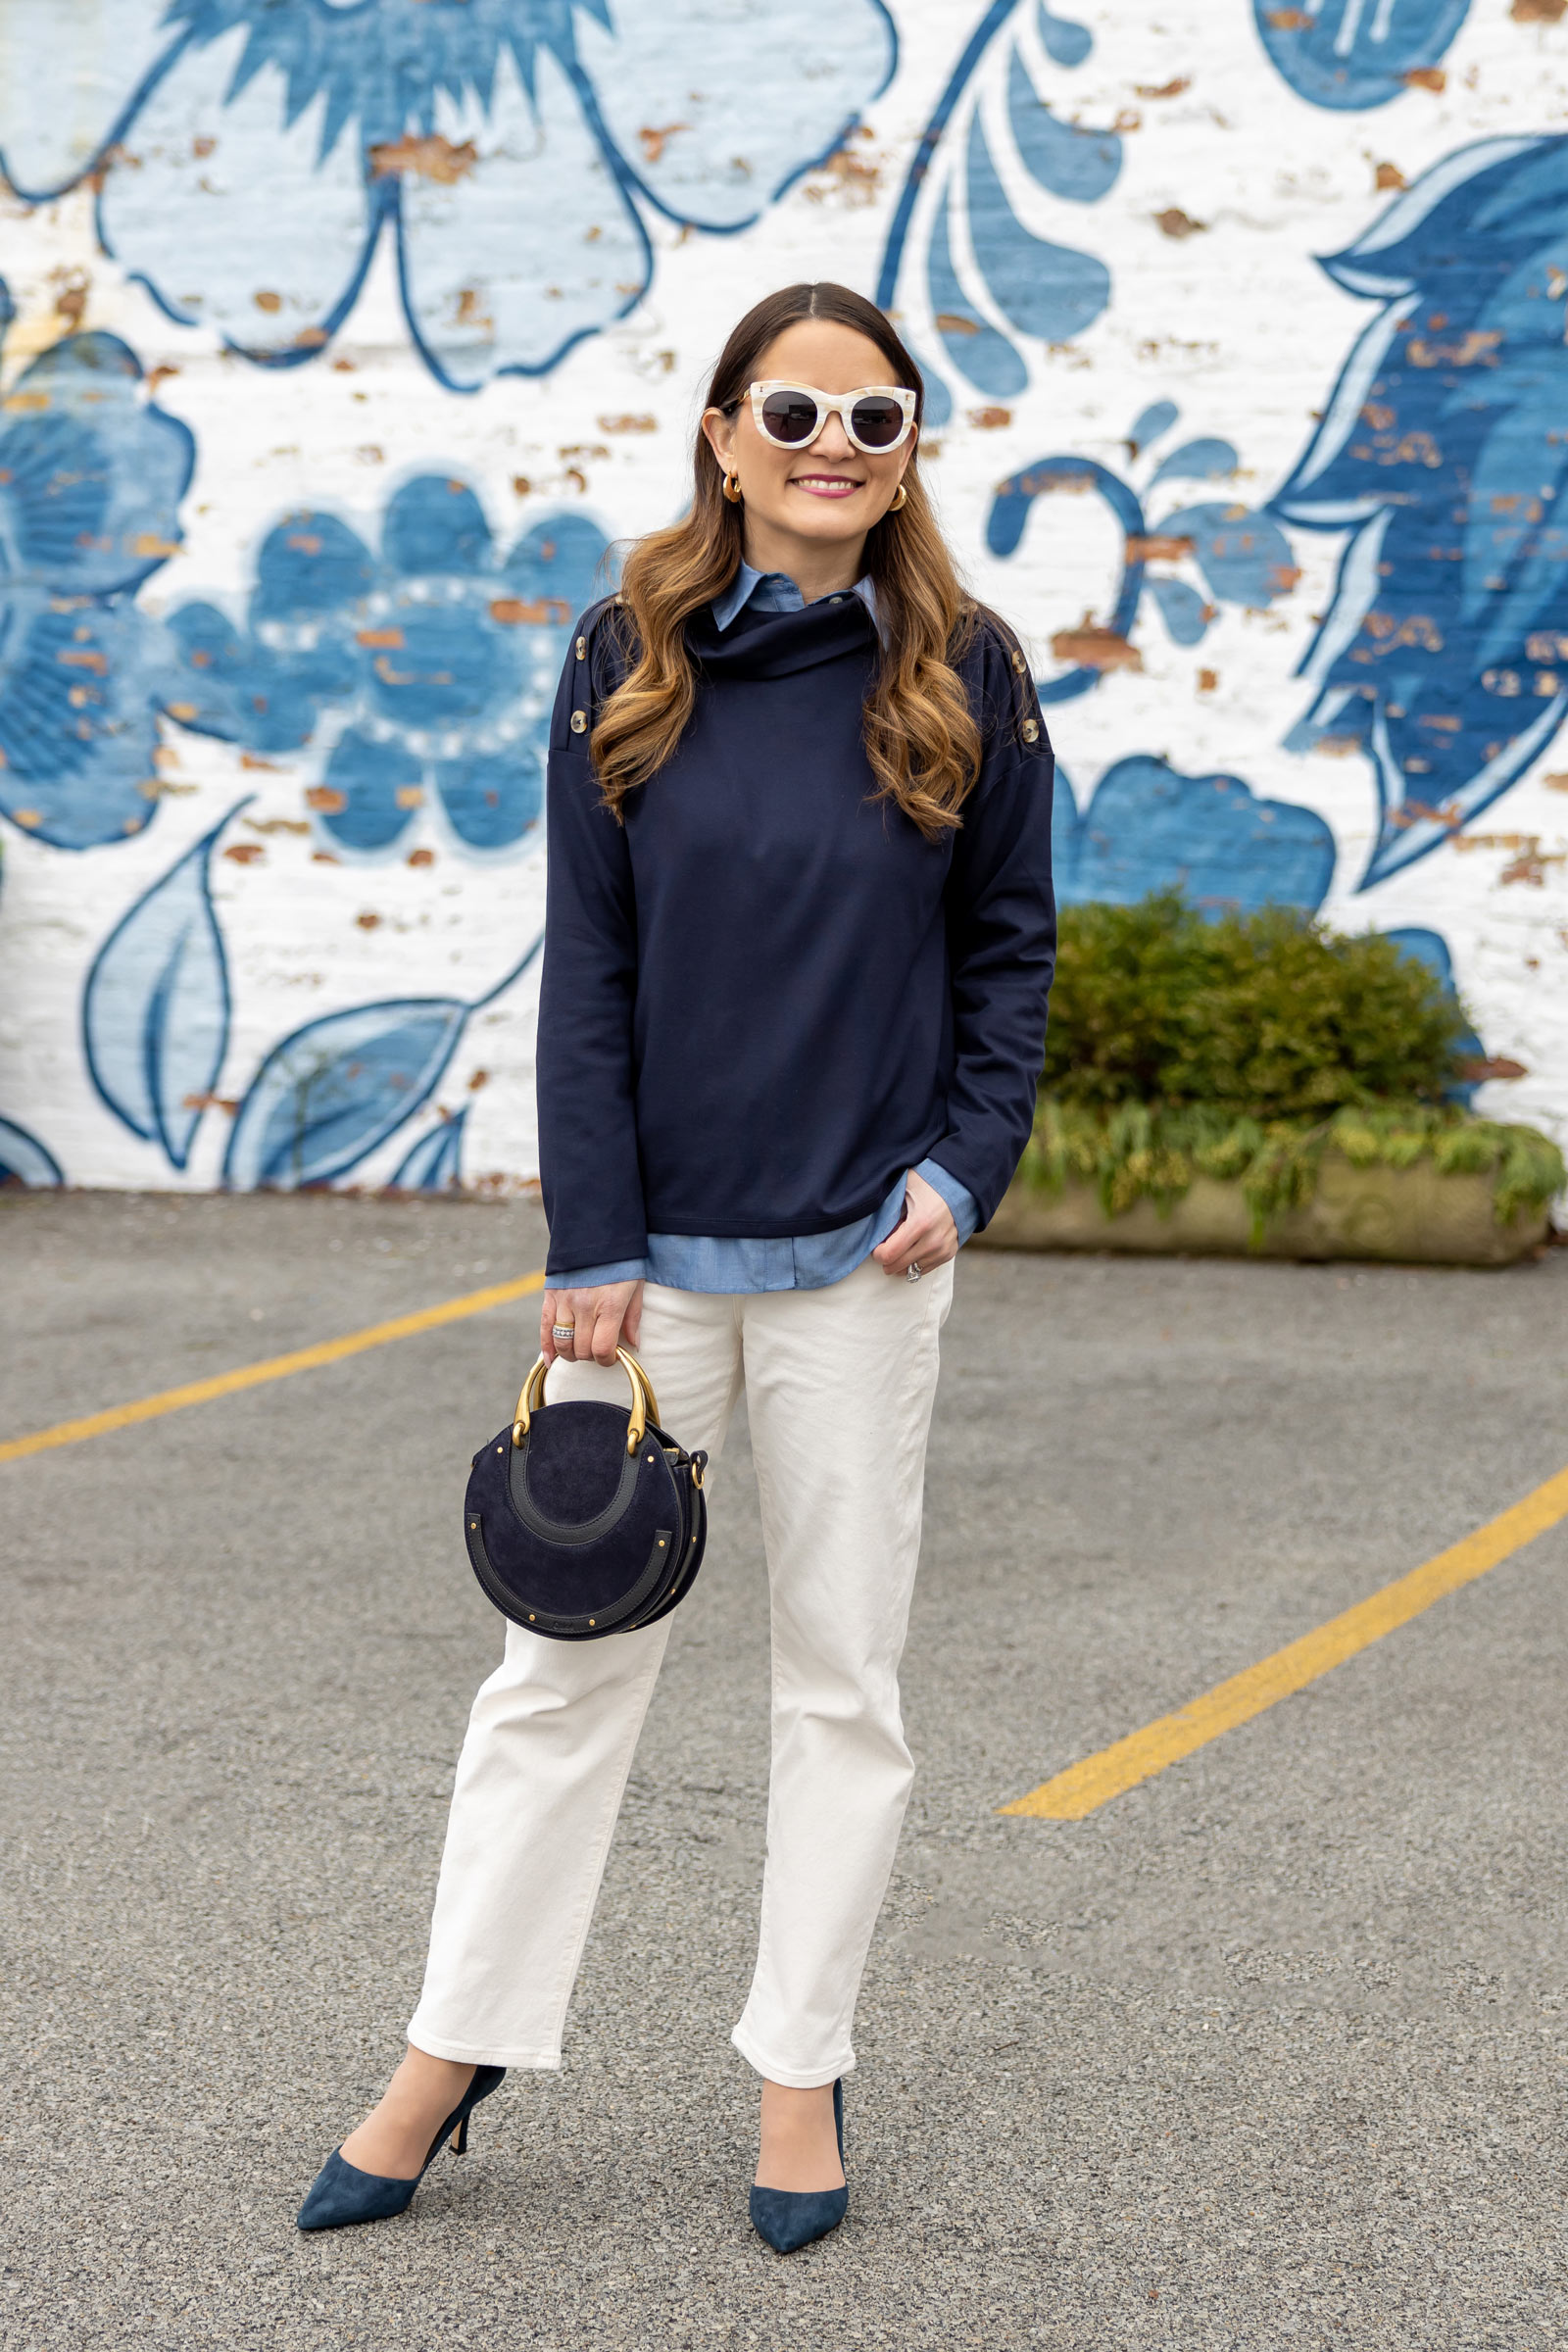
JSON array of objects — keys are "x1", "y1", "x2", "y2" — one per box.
[
  {"x1": 1051, "y1": 620, "x2": 1144, "y2": 672},
  {"x1": 368, "y1": 134, "x2": 478, "y2": 185},
  {"x1": 637, "y1": 124, "x2": 690, "y2": 166},
  {"x1": 803, "y1": 143, "x2": 883, "y2": 205},
  {"x1": 1154, "y1": 208, "x2": 1207, "y2": 239}
]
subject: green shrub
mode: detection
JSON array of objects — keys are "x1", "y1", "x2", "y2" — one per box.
[
  {"x1": 1042, "y1": 894, "x2": 1468, "y2": 1117},
  {"x1": 1024, "y1": 895, "x2": 1565, "y2": 1239}
]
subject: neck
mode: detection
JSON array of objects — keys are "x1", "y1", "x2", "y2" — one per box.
[{"x1": 740, "y1": 519, "x2": 866, "y2": 607}]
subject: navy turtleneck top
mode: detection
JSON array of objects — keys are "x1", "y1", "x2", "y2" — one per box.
[{"x1": 536, "y1": 586, "x2": 1056, "y2": 1281}]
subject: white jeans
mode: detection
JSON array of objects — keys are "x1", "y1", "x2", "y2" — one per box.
[{"x1": 408, "y1": 1253, "x2": 954, "y2": 2088}]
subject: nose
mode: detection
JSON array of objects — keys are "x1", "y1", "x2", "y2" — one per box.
[{"x1": 809, "y1": 411, "x2": 855, "y2": 462}]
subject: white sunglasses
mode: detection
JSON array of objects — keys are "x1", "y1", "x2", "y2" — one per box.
[{"x1": 747, "y1": 380, "x2": 918, "y2": 456}]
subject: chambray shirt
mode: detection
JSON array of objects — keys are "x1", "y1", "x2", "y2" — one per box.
[{"x1": 552, "y1": 563, "x2": 979, "y2": 1293}]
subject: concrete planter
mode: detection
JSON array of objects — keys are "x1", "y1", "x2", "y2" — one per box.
[{"x1": 975, "y1": 1150, "x2": 1550, "y2": 1267}]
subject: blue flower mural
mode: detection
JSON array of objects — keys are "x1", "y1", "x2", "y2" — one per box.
[
  {"x1": 1253, "y1": 0, "x2": 1473, "y2": 113},
  {"x1": 875, "y1": 2, "x2": 1120, "y2": 425},
  {"x1": 0, "y1": 280, "x2": 194, "y2": 851},
  {"x1": 988, "y1": 409, "x2": 1299, "y2": 704},
  {"x1": 1271, "y1": 134, "x2": 1568, "y2": 887},
  {"x1": 167, "y1": 484, "x2": 609, "y2": 855},
  {"x1": 0, "y1": 0, "x2": 895, "y2": 391},
  {"x1": 1053, "y1": 757, "x2": 1337, "y2": 914}
]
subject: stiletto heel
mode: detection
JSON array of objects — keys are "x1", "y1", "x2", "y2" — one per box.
[
  {"x1": 749, "y1": 2078, "x2": 848, "y2": 2255},
  {"x1": 296, "y1": 2065, "x2": 506, "y2": 2232}
]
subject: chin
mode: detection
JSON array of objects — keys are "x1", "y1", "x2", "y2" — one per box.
[{"x1": 784, "y1": 499, "x2": 867, "y2": 532}]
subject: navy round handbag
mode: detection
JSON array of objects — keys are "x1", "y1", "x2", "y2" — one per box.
[{"x1": 463, "y1": 1347, "x2": 708, "y2": 1640}]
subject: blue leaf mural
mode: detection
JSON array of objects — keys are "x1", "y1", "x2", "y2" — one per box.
[
  {"x1": 987, "y1": 418, "x2": 1299, "y2": 699},
  {"x1": 0, "y1": 0, "x2": 896, "y2": 390},
  {"x1": 168, "y1": 487, "x2": 610, "y2": 858},
  {"x1": 223, "y1": 932, "x2": 540, "y2": 1191},
  {"x1": 1006, "y1": 52, "x2": 1120, "y2": 203},
  {"x1": 0, "y1": 1114, "x2": 64, "y2": 1187},
  {"x1": 1054, "y1": 758, "x2": 1339, "y2": 915},
  {"x1": 988, "y1": 456, "x2": 1147, "y2": 704},
  {"x1": 1036, "y1": 5, "x2": 1093, "y2": 69},
  {"x1": 876, "y1": 0, "x2": 1119, "y2": 420},
  {"x1": 1148, "y1": 438, "x2": 1241, "y2": 492},
  {"x1": 389, "y1": 1106, "x2": 469, "y2": 1193},
  {"x1": 83, "y1": 803, "x2": 245, "y2": 1171},
  {"x1": 1145, "y1": 576, "x2": 1211, "y2": 648},
  {"x1": 0, "y1": 299, "x2": 196, "y2": 852},
  {"x1": 1160, "y1": 504, "x2": 1299, "y2": 611},
  {"x1": 223, "y1": 1001, "x2": 469, "y2": 1191},
  {"x1": 965, "y1": 108, "x2": 1111, "y2": 346},
  {"x1": 1126, "y1": 399, "x2": 1181, "y2": 460},
  {"x1": 1270, "y1": 134, "x2": 1568, "y2": 887},
  {"x1": 1254, "y1": 0, "x2": 1473, "y2": 113},
  {"x1": 926, "y1": 182, "x2": 1028, "y2": 401}
]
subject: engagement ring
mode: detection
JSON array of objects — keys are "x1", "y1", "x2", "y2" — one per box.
[{"x1": 906, "y1": 1262, "x2": 922, "y2": 1283}]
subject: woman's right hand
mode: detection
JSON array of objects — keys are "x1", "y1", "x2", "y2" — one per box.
[{"x1": 540, "y1": 1280, "x2": 644, "y2": 1368}]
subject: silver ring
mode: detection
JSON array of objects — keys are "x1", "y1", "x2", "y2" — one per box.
[
  {"x1": 906, "y1": 1262, "x2": 922, "y2": 1283},
  {"x1": 552, "y1": 1323, "x2": 576, "y2": 1340}
]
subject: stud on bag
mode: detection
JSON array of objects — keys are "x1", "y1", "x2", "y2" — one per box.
[{"x1": 463, "y1": 1346, "x2": 708, "y2": 1640}]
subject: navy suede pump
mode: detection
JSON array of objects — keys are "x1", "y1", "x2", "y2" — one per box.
[
  {"x1": 749, "y1": 2078, "x2": 847, "y2": 2255},
  {"x1": 296, "y1": 2064, "x2": 506, "y2": 2232}
]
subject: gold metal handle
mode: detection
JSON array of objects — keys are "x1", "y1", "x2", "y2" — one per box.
[{"x1": 512, "y1": 1344, "x2": 662, "y2": 1456}]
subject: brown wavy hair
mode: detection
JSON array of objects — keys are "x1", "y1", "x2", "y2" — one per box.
[{"x1": 590, "y1": 282, "x2": 981, "y2": 839}]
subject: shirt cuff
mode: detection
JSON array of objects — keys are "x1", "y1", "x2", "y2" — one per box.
[
  {"x1": 914, "y1": 1157, "x2": 980, "y2": 1247},
  {"x1": 548, "y1": 1258, "x2": 649, "y2": 1289}
]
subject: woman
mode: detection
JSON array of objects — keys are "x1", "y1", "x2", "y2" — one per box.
[{"x1": 297, "y1": 281, "x2": 1055, "y2": 2252}]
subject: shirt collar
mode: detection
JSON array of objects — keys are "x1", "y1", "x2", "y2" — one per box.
[{"x1": 711, "y1": 561, "x2": 881, "y2": 637}]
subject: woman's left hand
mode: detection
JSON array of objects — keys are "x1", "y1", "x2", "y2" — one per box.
[{"x1": 871, "y1": 1166, "x2": 958, "y2": 1280}]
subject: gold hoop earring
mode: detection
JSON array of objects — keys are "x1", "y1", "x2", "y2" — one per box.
[
  {"x1": 888, "y1": 482, "x2": 907, "y2": 513},
  {"x1": 722, "y1": 469, "x2": 742, "y2": 505}
]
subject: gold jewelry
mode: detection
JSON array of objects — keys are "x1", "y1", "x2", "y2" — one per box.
[
  {"x1": 888, "y1": 482, "x2": 907, "y2": 512},
  {"x1": 722, "y1": 468, "x2": 742, "y2": 504}
]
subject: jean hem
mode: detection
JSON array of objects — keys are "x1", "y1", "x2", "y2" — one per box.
[
  {"x1": 730, "y1": 2023, "x2": 856, "y2": 2089},
  {"x1": 407, "y1": 2026, "x2": 563, "y2": 2070}
]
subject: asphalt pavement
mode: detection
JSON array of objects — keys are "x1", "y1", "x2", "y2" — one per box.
[{"x1": 2, "y1": 1189, "x2": 1565, "y2": 2349}]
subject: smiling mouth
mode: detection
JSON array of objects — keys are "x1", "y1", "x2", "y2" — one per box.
[{"x1": 790, "y1": 473, "x2": 862, "y2": 498}]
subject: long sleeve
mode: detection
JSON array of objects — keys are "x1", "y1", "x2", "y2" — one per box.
[
  {"x1": 536, "y1": 611, "x2": 650, "y2": 1277},
  {"x1": 924, "y1": 623, "x2": 1056, "y2": 1229},
  {"x1": 912, "y1": 1156, "x2": 980, "y2": 1247}
]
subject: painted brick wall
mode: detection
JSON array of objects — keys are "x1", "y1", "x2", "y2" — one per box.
[{"x1": 1, "y1": 1, "x2": 1564, "y2": 1197}]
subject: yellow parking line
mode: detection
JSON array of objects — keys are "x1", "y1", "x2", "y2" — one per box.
[
  {"x1": 0, "y1": 1270, "x2": 547, "y2": 1465},
  {"x1": 1002, "y1": 1460, "x2": 1568, "y2": 1821}
]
